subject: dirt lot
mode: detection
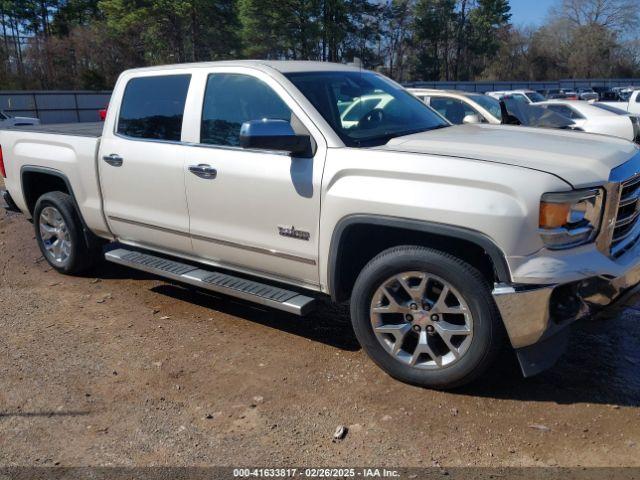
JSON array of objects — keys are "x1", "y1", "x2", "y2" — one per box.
[{"x1": 1, "y1": 178, "x2": 640, "y2": 468}]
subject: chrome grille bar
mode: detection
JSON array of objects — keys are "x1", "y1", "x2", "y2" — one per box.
[{"x1": 611, "y1": 172, "x2": 640, "y2": 257}]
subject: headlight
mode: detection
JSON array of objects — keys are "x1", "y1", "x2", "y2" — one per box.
[{"x1": 539, "y1": 189, "x2": 603, "y2": 249}]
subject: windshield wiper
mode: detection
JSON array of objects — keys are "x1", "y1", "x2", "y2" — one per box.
[
  {"x1": 352, "y1": 124, "x2": 450, "y2": 148},
  {"x1": 382, "y1": 124, "x2": 449, "y2": 142}
]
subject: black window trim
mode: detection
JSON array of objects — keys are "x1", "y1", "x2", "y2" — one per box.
[
  {"x1": 112, "y1": 70, "x2": 325, "y2": 155},
  {"x1": 112, "y1": 132, "x2": 293, "y2": 157},
  {"x1": 114, "y1": 72, "x2": 193, "y2": 144}
]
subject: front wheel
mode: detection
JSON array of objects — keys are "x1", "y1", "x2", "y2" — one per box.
[{"x1": 350, "y1": 246, "x2": 504, "y2": 389}]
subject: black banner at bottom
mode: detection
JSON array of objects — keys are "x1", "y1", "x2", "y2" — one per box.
[{"x1": 1, "y1": 468, "x2": 640, "y2": 480}]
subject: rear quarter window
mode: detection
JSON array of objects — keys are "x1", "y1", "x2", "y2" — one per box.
[{"x1": 117, "y1": 74, "x2": 191, "y2": 141}]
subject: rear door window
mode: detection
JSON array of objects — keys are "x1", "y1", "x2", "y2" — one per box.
[{"x1": 117, "y1": 74, "x2": 191, "y2": 141}]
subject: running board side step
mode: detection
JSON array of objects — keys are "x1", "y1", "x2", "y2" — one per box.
[{"x1": 104, "y1": 248, "x2": 316, "y2": 315}]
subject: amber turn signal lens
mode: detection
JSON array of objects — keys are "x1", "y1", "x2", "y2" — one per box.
[{"x1": 539, "y1": 202, "x2": 570, "y2": 229}]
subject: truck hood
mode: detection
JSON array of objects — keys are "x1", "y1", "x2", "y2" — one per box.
[{"x1": 380, "y1": 124, "x2": 639, "y2": 187}]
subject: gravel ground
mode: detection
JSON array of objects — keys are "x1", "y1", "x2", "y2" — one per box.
[{"x1": 1, "y1": 178, "x2": 640, "y2": 468}]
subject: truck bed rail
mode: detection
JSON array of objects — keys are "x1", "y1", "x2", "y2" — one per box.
[{"x1": 2, "y1": 122, "x2": 103, "y2": 138}]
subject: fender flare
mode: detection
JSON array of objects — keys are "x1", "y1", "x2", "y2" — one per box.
[
  {"x1": 20, "y1": 165, "x2": 98, "y2": 244},
  {"x1": 21, "y1": 165, "x2": 78, "y2": 215},
  {"x1": 327, "y1": 214, "x2": 511, "y2": 301}
]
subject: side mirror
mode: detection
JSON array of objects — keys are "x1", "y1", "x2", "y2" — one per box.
[
  {"x1": 239, "y1": 119, "x2": 311, "y2": 156},
  {"x1": 462, "y1": 114, "x2": 482, "y2": 124}
]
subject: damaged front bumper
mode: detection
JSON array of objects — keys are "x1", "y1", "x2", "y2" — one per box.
[
  {"x1": 496, "y1": 152, "x2": 640, "y2": 376},
  {"x1": 493, "y1": 255, "x2": 640, "y2": 377}
]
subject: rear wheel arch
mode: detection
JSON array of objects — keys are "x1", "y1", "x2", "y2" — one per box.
[
  {"x1": 21, "y1": 166, "x2": 103, "y2": 251},
  {"x1": 21, "y1": 166, "x2": 74, "y2": 216},
  {"x1": 327, "y1": 215, "x2": 511, "y2": 302}
]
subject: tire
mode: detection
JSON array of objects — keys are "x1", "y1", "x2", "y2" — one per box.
[
  {"x1": 350, "y1": 245, "x2": 504, "y2": 389},
  {"x1": 33, "y1": 191, "x2": 102, "y2": 275}
]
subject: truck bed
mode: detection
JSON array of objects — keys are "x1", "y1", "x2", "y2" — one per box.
[
  {"x1": 0, "y1": 121, "x2": 110, "y2": 236},
  {"x1": 4, "y1": 122, "x2": 103, "y2": 138}
]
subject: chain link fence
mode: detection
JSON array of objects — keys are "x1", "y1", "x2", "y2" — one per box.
[
  {"x1": 404, "y1": 78, "x2": 640, "y2": 92},
  {"x1": 0, "y1": 90, "x2": 111, "y2": 124}
]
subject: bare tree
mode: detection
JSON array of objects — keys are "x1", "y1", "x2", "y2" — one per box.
[
  {"x1": 551, "y1": 0, "x2": 639, "y2": 34},
  {"x1": 382, "y1": 0, "x2": 415, "y2": 81}
]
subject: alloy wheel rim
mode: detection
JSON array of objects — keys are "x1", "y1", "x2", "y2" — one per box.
[
  {"x1": 39, "y1": 206, "x2": 72, "y2": 266},
  {"x1": 369, "y1": 271, "x2": 473, "y2": 369}
]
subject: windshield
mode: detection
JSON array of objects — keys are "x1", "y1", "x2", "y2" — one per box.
[
  {"x1": 468, "y1": 94, "x2": 502, "y2": 121},
  {"x1": 285, "y1": 71, "x2": 449, "y2": 147},
  {"x1": 592, "y1": 103, "x2": 628, "y2": 115},
  {"x1": 525, "y1": 91, "x2": 545, "y2": 103}
]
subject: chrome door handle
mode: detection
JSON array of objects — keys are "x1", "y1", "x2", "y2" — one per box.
[
  {"x1": 189, "y1": 164, "x2": 217, "y2": 179},
  {"x1": 103, "y1": 154, "x2": 123, "y2": 167}
]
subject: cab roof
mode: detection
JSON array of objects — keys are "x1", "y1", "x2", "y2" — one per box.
[{"x1": 123, "y1": 60, "x2": 365, "y2": 75}]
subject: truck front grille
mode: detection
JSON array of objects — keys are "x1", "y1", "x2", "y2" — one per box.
[{"x1": 611, "y1": 174, "x2": 640, "y2": 257}]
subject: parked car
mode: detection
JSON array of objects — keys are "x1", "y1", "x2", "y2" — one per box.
[
  {"x1": 0, "y1": 110, "x2": 40, "y2": 128},
  {"x1": 598, "y1": 89, "x2": 640, "y2": 115},
  {"x1": 499, "y1": 95, "x2": 578, "y2": 129},
  {"x1": 536, "y1": 100, "x2": 639, "y2": 142},
  {"x1": 3, "y1": 61, "x2": 640, "y2": 389},
  {"x1": 591, "y1": 103, "x2": 640, "y2": 143},
  {"x1": 409, "y1": 88, "x2": 574, "y2": 129},
  {"x1": 576, "y1": 88, "x2": 599, "y2": 101},
  {"x1": 408, "y1": 88, "x2": 503, "y2": 124},
  {"x1": 592, "y1": 86, "x2": 611, "y2": 100},
  {"x1": 485, "y1": 89, "x2": 545, "y2": 103},
  {"x1": 563, "y1": 90, "x2": 579, "y2": 100},
  {"x1": 540, "y1": 89, "x2": 567, "y2": 100},
  {"x1": 600, "y1": 90, "x2": 624, "y2": 101}
]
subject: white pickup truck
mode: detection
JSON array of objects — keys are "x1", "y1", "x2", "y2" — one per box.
[
  {"x1": 598, "y1": 89, "x2": 640, "y2": 115},
  {"x1": 2, "y1": 61, "x2": 640, "y2": 389}
]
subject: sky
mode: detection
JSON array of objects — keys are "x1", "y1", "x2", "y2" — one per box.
[{"x1": 508, "y1": 0, "x2": 557, "y2": 27}]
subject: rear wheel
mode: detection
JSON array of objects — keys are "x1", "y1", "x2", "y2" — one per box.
[
  {"x1": 350, "y1": 246, "x2": 504, "y2": 389},
  {"x1": 34, "y1": 191, "x2": 102, "y2": 274}
]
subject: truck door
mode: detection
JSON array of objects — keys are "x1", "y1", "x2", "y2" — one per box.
[
  {"x1": 181, "y1": 70, "x2": 324, "y2": 288},
  {"x1": 98, "y1": 72, "x2": 193, "y2": 252}
]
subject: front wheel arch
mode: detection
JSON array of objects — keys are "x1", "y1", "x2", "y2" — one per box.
[{"x1": 328, "y1": 215, "x2": 510, "y2": 302}]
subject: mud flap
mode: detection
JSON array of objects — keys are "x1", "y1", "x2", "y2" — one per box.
[
  {"x1": 1, "y1": 189, "x2": 21, "y2": 213},
  {"x1": 515, "y1": 327, "x2": 569, "y2": 377}
]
